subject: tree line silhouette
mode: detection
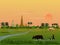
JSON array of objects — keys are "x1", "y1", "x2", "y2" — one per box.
[{"x1": 0, "y1": 22, "x2": 59, "y2": 29}]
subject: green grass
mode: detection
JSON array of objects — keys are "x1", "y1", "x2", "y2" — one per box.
[
  {"x1": 0, "y1": 28, "x2": 30, "y2": 36},
  {"x1": 0, "y1": 28, "x2": 60, "y2": 45}
]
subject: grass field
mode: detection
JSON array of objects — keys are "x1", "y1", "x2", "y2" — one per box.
[
  {"x1": 0, "y1": 28, "x2": 30, "y2": 36},
  {"x1": 0, "y1": 28, "x2": 60, "y2": 45}
]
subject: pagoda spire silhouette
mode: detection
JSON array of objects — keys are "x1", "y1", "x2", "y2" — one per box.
[
  {"x1": 11, "y1": 20, "x2": 15, "y2": 27},
  {"x1": 20, "y1": 16, "x2": 24, "y2": 26}
]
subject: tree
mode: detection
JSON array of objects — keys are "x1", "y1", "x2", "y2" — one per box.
[
  {"x1": 16, "y1": 24, "x2": 19, "y2": 28},
  {"x1": 5, "y1": 22, "x2": 9, "y2": 28},
  {"x1": 40, "y1": 23, "x2": 45, "y2": 28},
  {"x1": 52, "y1": 23, "x2": 59, "y2": 28},
  {"x1": 45, "y1": 23, "x2": 49, "y2": 28},
  {"x1": 1, "y1": 22, "x2": 9, "y2": 28},
  {"x1": 1, "y1": 22, "x2": 5, "y2": 28},
  {"x1": 28, "y1": 22, "x2": 32, "y2": 28},
  {"x1": 5, "y1": 22, "x2": 9, "y2": 26}
]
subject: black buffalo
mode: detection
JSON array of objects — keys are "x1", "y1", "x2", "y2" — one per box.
[{"x1": 32, "y1": 35, "x2": 44, "y2": 40}]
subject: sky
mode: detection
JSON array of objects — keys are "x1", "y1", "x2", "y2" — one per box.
[{"x1": 0, "y1": 0, "x2": 60, "y2": 26}]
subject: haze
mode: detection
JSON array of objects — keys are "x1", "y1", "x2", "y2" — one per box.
[{"x1": 0, "y1": 0, "x2": 60, "y2": 26}]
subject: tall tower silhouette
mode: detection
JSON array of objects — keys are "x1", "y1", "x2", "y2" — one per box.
[{"x1": 20, "y1": 16, "x2": 24, "y2": 26}]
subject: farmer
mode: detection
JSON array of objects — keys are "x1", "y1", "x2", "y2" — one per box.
[
  {"x1": 52, "y1": 34, "x2": 55, "y2": 40},
  {"x1": 50, "y1": 34, "x2": 55, "y2": 40}
]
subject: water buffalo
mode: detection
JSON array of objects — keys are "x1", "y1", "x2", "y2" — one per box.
[{"x1": 32, "y1": 35, "x2": 44, "y2": 40}]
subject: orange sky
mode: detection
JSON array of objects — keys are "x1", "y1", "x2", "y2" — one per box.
[{"x1": 0, "y1": 0, "x2": 60, "y2": 26}]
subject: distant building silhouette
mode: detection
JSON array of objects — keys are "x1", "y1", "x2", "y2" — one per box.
[
  {"x1": 20, "y1": 16, "x2": 24, "y2": 26},
  {"x1": 11, "y1": 20, "x2": 15, "y2": 27}
]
